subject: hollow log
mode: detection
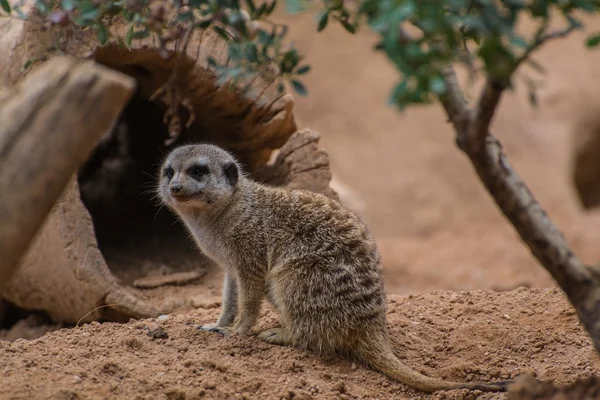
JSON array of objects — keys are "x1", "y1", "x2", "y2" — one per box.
[
  {"x1": 0, "y1": 56, "x2": 136, "y2": 291},
  {"x1": 0, "y1": 1, "x2": 339, "y2": 324}
]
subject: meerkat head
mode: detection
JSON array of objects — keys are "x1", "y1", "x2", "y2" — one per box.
[{"x1": 158, "y1": 144, "x2": 240, "y2": 211}]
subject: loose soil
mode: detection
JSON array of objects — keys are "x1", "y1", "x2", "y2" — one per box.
[
  {"x1": 3, "y1": 289, "x2": 599, "y2": 400},
  {"x1": 4, "y1": 7, "x2": 600, "y2": 400}
]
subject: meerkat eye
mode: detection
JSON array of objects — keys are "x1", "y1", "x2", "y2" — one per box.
[
  {"x1": 163, "y1": 166, "x2": 174, "y2": 179},
  {"x1": 187, "y1": 164, "x2": 210, "y2": 179}
]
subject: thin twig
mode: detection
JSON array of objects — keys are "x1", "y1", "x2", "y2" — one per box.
[
  {"x1": 514, "y1": 22, "x2": 580, "y2": 71},
  {"x1": 472, "y1": 21, "x2": 581, "y2": 149},
  {"x1": 76, "y1": 303, "x2": 124, "y2": 327}
]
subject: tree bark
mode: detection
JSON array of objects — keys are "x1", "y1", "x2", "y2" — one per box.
[
  {"x1": 439, "y1": 67, "x2": 600, "y2": 354},
  {"x1": 0, "y1": 56, "x2": 136, "y2": 292}
]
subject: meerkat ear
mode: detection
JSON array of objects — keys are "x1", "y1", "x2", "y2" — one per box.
[{"x1": 223, "y1": 162, "x2": 239, "y2": 187}]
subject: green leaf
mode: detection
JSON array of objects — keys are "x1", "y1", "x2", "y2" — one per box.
[
  {"x1": 95, "y1": 23, "x2": 109, "y2": 45},
  {"x1": 316, "y1": 10, "x2": 329, "y2": 32},
  {"x1": 125, "y1": 25, "x2": 134, "y2": 47},
  {"x1": 503, "y1": 0, "x2": 526, "y2": 9},
  {"x1": 21, "y1": 58, "x2": 34, "y2": 72},
  {"x1": 197, "y1": 19, "x2": 212, "y2": 29},
  {"x1": 121, "y1": 9, "x2": 134, "y2": 22},
  {"x1": 296, "y1": 65, "x2": 311, "y2": 75},
  {"x1": 244, "y1": 43, "x2": 259, "y2": 63},
  {"x1": 257, "y1": 29, "x2": 272, "y2": 45},
  {"x1": 509, "y1": 34, "x2": 528, "y2": 49},
  {"x1": 388, "y1": 79, "x2": 409, "y2": 108},
  {"x1": 132, "y1": 29, "x2": 150, "y2": 39},
  {"x1": 228, "y1": 43, "x2": 242, "y2": 61},
  {"x1": 586, "y1": 33, "x2": 600, "y2": 48},
  {"x1": 244, "y1": 0, "x2": 256, "y2": 14},
  {"x1": 340, "y1": 19, "x2": 356, "y2": 34},
  {"x1": 429, "y1": 75, "x2": 447, "y2": 95},
  {"x1": 291, "y1": 79, "x2": 307, "y2": 96},
  {"x1": 285, "y1": 0, "x2": 306, "y2": 14},
  {"x1": 393, "y1": 0, "x2": 416, "y2": 22},
  {"x1": 265, "y1": 0, "x2": 277, "y2": 15},
  {"x1": 213, "y1": 25, "x2": 230, "y2": 40},
  {"x1": 177, "y1": 11, "x2": 194, "y2": 21},
  {"x1": 1, "y1": 0, "x2": 11, "y2": 14},
  {"x1": 35, "y1": 0, "x2": 47, "y2": 14},
  {"x1": 530, "y1": 0, "x2": 549, "y2": 18},
  {"x1": 253, "y1": 2, "x2": 267, "y2": 18},
  {"x1": 80, "y1": 7, "x2": 100, "y2": 21},
  {"x1": 566, "y1": 14, "x2": 583, "y2": 30},
  {"x1": 60, "y1": 0, "x2": 74, "y2": 11},
  {"x1": 13, "y1": 5, "x2": 25, "y2": 18}
]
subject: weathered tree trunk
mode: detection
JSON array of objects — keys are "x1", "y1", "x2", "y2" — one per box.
[{"x1": 0, "y1": 57, "x2": 136, "y2": 291}]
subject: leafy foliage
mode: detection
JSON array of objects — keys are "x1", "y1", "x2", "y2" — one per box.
[
  {"x1": 286, "y1": 0, "x2": 600, "y2": 109},
  {"x1": 5, "y1": 0, "x2": 310, "y2": 97},
  {"x1": 3, "y1": 0, "x2": 600, "y2": 107}
]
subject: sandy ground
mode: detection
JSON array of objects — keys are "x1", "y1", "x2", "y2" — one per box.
[
  {"x1": 4, "y1": 6, "x2": 600, "y2": 400},
  {"x1": 3, "y1": 289, "x2": 599, "y2": 400}
]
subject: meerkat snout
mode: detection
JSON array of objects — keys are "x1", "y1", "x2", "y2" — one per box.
[{"x1": 169, "y1": 181, "x2": 183, "y2": 194}]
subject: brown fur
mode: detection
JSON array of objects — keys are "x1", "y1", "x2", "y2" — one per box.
[{"x1": 157, "y1": 143, "x2": 508, "y2": 393}]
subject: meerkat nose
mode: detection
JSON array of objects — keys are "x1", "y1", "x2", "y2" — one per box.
[{"x1": 170, "y1": 183, "x2": 183, "y2": 194}]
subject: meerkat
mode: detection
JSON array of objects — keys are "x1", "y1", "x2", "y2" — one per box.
[{"x1": 157, "y1": 143, "x2": 508, "y2": 394}]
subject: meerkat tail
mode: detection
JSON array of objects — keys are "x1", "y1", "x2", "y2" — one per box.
[{"x1": 357, "y1": 340, "x2": 509, "y2": 393}]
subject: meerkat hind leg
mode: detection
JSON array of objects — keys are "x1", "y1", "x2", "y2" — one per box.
[{"x1": 257, "y1": 327, "x2": 292, "y2": 346}]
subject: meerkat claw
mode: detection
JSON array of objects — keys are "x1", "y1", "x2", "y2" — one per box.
[
  {"x1": 196, "y1": 324, "x2": 232, "y2": 336},
  {"x1": 257, "y1": 328, "x2": 290, "y2": 346}
]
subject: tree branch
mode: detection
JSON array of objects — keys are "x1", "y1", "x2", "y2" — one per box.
[
  {"x1": 469, "y1": 22, "x2": 581, "y2": 153},
  {"x1": 438, "y1": 66, "x2": 474, "y2": 151},
  {"x1": 439, "y1": 57, "x2": 600, "y2": 355},
  {"x1": 514, "y1": 23, "x2": 581, "y2": 72}
]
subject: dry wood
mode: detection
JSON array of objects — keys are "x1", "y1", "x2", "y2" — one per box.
[{"x1": 0, "y1": 56, "x2": 136, "y2": 291}]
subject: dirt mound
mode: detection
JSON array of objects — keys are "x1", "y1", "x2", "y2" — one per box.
[
  {"x1": 507, "y1": 375, "x2": 600, "y2": 400},
  {"x1": 1, "y1": 288, "x2": 598, "y2": 400}
]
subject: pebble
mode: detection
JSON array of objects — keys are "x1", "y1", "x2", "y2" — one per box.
[
  {"x1": 503, "y1": 314, "x2": 511, "y2": 320},
  {"x1": 157, "y1": 315, "x2": 169, "y2": 321},
  {"x1": 147, "y1": 326, "x2": 169, "y2": 340}
]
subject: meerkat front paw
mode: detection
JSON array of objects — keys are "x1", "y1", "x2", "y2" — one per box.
[
  {"x1": 196, "y1": 323, "x2": 233, "y2": 336},
  {"x1": 257, "y1": 328, "x2": 291, "y2": 346}
]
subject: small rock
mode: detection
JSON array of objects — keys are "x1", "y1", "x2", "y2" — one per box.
[
  {"x1": 72, "y1": 375, "x2": 82, "y2": 384},
  {"x1": 157, "y1": 315, "x2": 170, "y2": 321},
  {"x1": 449, "y1": 293, "x2": 464, "y2": 304},
  {"x1": 147, "y1": 326, "x2": 169, "y2": 340},
  {"x1": 503, "y1": 314, "x2": 511, "y2": 320},
  {"x1": 203, "y1": 381, "x2": 217, "y2": 390}
]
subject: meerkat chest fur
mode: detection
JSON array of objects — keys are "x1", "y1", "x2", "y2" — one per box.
[{"x1": 179, "y1": 186, "x2": 269, "y2": 273}]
